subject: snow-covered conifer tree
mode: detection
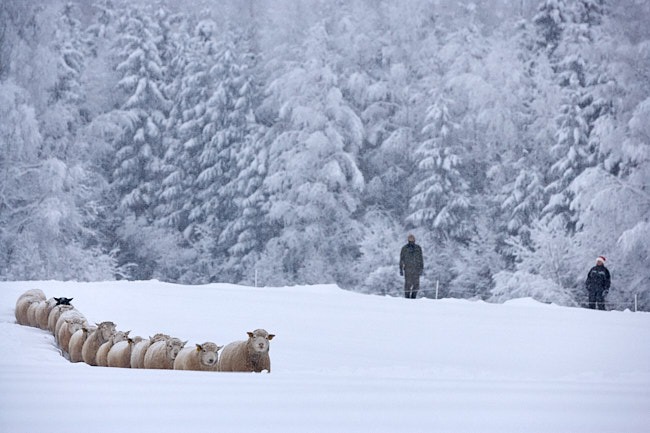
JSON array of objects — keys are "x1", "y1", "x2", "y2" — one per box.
[
  {"x1": 542, "y1": 0, "x2": 608, "y2": 232},
  {"x1": 157, "y1": 19, "x2": 219, "y2": 234},
  {"x1": 407, "y1": 94, "x2": 470, "y2": 242},
  {"x1": 533, "y1": 0, "x2": 569, "y2": 54},
  {"x1": 110, "y1": 6, "x2": 170, "y2": 219},
  {"x1": 215, "y1": 18, "x2": 269, "y2": 284},
  {"x1": 255, "y1": 20, "x2": 365, "y2": 286}
]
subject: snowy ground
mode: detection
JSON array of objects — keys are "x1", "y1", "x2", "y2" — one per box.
[{"x1": 1, "y1": 280, "x2": 649, "y2": 433}]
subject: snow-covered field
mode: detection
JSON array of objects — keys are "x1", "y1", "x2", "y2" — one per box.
[{"x1": 1, "y1": 280, "x2": 649, "y2": 433}]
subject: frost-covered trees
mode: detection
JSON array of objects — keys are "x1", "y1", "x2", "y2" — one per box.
[
  {"x1": 1, "y1": 0, "x2": 648, "y2": 309},
  {"x1": 541, "y1": 0, "x2": 609, "y2": 232},
  {"x1": 110, "y1": 7, "x2": 170, "y2": 219},
  {"x1": 157, "y1": 19, "x2": 219, "y2": 235},
  {"x1": 0, "y1": 3, "x2": 114, "y2": 281},
  {"x1": 256, "y1": 20, "x2": 365, "y2": 286}
]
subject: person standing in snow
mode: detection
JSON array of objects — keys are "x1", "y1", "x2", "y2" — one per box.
[
  {"x1": 399, "y1": 234, "x2": 424, "y2": 299},
  {"x1": 585, "y1": 256, "x2": 611, "y2": 310}
]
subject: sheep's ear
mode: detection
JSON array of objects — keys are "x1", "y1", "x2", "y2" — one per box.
[
  {"x1": 54, "y1": 297, "x2": 60, "y2": 302},
  {"x1": 196, "y1": 344, "x2": 202, "y2": 352},
  {"x1": 125, "y1": 330, "x2": 131, "y2": 336},
  {"x1": 217, "y1": 345, "x2": 224, "y2": 351},
  {"x1": 247, "y1": 331, "x2": 254, "y2": 338},
  {"x1": 95, "y1": 322, "x2": 101, "y2": 327},
  {"x1": 182, "y1": 340, "x2": 188, "y2": 347},
  {"x1": 268, "y1": 334, "x2": 275, "y2": 340}
]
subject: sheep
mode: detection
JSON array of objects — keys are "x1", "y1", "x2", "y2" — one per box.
[
  {"x1": 15, "y1": 289, "x2": 46, "y2": 325},
  {"x1": 217, "y1": 329, "x2": 275, "y2": 373},
  {"x1": 130, "y1": 340, "x2": 151, "y2": 369},
  {"x1": 96, "y1": 331, "x2": 131, "y2": 367},
  {"x1": 130, "y1": 333, "x2": 170, "y2": 369},
  {"x1": 81, "y1": 321, "x2": 117, "y2": 366},
  {"x1": 26, "y1": 301, "x2": 43, "y2": 327},
  {"x1": 54, "y1": 308, "x2": 87, "y2": 342},
  {"x1": 69, "y1": 325, "x2": 96, "y2": 363},
  {"x1": 143, "y1": 337, "x2": 187, "y2": 370},
  {"x1": 46, "y1": 298, "x2": 75, "y2": 333},
  {"x1": 16, "y1": 288, "x2": 46, "y2": 302},
  {"x1": 56, "y1": 317, "x2": 86, "y2": 357},
  {"x1": 173, "y1": 342, "x2": 223, "y2": 372},
  {"x1": 107, "y1": 336, "x2": 143, "y2": 368},
  {"x1": 34, "y1": 298, "x2": 58, "y2": 330}
]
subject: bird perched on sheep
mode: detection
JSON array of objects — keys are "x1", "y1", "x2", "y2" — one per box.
[
  {"x1": 107, "y1": 336, "x2": 143, "y2": 368},
  {"x1": 82, "y1": 321, "x2": 117, "y2": 366},
  {"x1": 96, "y1": 330, "x2": 131, "y2": 367},
  {"x1": 143, "y1": 337, "x2": 187, "y2": 370},
  {"x1": 15, "y1": 289, "x2": 46, "y2": 326},
  {"x1": 69, "y1": 325, "x2": 95, "y2": 363},
  {"x1": 217, "y1": 329, "x2": 275, "y2": 373},
  {"x1": 130, "y1": 333, "x2": 170, "y2": 369},
  {"x1": 173, "y1": 342, "x2": 223, "y2": 372}
]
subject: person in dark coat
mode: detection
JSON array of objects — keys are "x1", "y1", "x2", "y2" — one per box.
[
  {"x1": 399, "y1": 234, "x2": 424, "y2": 299},
  {"x1": 585, "y1": 256, "x2": 611, "y2": 310}
]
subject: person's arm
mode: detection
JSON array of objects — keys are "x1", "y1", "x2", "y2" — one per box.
[{"x1": 585, "y1": 268, "x2": 594, "y2": 290}]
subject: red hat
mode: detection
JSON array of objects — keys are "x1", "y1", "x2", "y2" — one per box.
[{"x1": 596, "y1": 256, "x2": 606, "y2": 263}]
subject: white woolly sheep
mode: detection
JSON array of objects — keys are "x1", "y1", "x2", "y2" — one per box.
[
  {"x1": 107, "y1": 336, "x2": 143, "y2": 368},
  {"x1": 82, "y1": 321, "x2": 117, "y2": 366},
  {"x1": 54, "y1": 308, "x2": 87, "y2": 342},
  {"x1": 34, "y1": 298, "x2": 58, "y2": 330},
  {"x1": 173, "y1": 342, "x2": 223, "y2": 372},
  {"x1": 130, "y1": 333, "x2": 170, "y2": 369},
  {"x1": 69, "y1": 325, "x2": 96, "y2": 363},
  {"x1": 26, "y1": 301, "x2": 42, "y2": 327},
  {"x1": 16, "y1": 288, "x2": 46, "y2": 302},
  {"x1": 15, "y1": 289, "x2": 46, "y2": 325},
  {"x1": 217, "y1": 329, "x2": 275, "y2": 373},
  {"x1": 143, "y1": 337, "x2": 187, "y2": 370},
  {"x1": 96, "y1": 331, "x2": 131, "y2": 367},
  {"x1": 46, "y1": 298, "x2": 75, "y2": 333},
  {"x1": 57, "y1": 317, "x2": 86, "y2": 357}
]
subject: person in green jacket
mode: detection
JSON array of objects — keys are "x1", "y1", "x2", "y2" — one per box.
[{"x1": 399, "y1": 234, "x2": 424, "y2": 299}]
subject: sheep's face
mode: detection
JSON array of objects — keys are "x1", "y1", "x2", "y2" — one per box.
[
  {"x1": 112, "y1": 330, "x2": 130, "y2": 344},
  {"x1": 166, "y1": 339, "x2": 187, "y2": 361},
  {"x1": 197, "y1": 343, "x2": 223, "y2": 367},
  {"x1": 68, "y1": 319, "x2": 84, "y2": 334},
  {"x1": 45, "y1": 298, "x2": 58, "y2": 308},
  {"x1": 247, "y1": 330, "x2": 275, "y2": 354},
  {"x1": 97, "y1": 322, "x2": 117, "y2": 340}
]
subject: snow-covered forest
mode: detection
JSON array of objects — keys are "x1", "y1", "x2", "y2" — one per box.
[{"x1": 1, "y1": 0, "x2": 648, "y2": 309}]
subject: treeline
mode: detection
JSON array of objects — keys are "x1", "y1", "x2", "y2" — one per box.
[{"x1": 0, "y1": 0, "x2": 648, "y2": 310}]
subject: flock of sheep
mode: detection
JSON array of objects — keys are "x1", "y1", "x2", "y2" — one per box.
[{"x1": 14, "y1": 289, "x2": 275, "y2": 373}]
